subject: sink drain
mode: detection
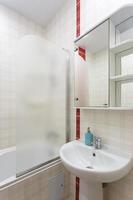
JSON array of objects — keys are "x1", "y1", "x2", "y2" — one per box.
[{"x1": 86, "y1": 166, "x2": 93, "y2": 169}]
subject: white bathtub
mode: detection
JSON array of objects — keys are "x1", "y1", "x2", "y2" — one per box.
[
  {"x1": 0, "y1": 144, "x2": 59, "y2": 186},
  {"x1": 0, "y1": 147, "x2": 16, "y2": 186}
]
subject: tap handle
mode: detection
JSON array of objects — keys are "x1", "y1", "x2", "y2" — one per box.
[{"x1": 93, "y1": 136, "x2": 102, "y2": 149}]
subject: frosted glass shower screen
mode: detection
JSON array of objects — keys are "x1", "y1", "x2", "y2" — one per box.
[{"x1": 16, "y1": 36, "x2": 67, "y2": 174}]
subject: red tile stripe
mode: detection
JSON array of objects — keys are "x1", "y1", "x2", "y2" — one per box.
[
  {"x1": 75, "y1": 48, "x2": 86, "y2": 199},
  {"x1": 76, "y1": 0, "x2": 81, "y2": 199},
  {"x1": 75, "y1": 177, "x2": 80, "y2": 200},
  {"x1": 78, "y1": 47, "x2": 86, "y2": 61},
  {"x1": 76, "y1": 108, "x2": 80, "y2": 140},
  {"x1": 76, "y1": 0, "x2": 80, "y2": 37}
]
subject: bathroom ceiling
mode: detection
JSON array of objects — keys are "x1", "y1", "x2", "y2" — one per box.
[{"x1": 0, "y1": 0, "x2": 65, "y2": 27}]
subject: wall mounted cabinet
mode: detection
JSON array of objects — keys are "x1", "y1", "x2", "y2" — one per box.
[{"x1": 74, "y1": 4, "x2": 133, "y2": 109}]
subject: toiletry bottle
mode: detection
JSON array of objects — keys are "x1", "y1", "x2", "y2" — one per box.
[{"x1": 85, "y1": 127, "x2": 93, "y2": 146}]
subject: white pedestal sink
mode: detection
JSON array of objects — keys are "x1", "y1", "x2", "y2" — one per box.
[{"x1": 60, "y1": 140, "x2": 133, "y2": 200}]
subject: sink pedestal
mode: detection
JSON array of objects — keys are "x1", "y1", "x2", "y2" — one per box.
[{"x1": 79, "y1": 180, "x2": 103, "y2": 200}]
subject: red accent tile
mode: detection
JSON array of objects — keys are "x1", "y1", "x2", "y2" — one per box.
[
  {"x1": 76, "y1": 0, "x2": 80, "y2": 37},
  {"x1": 75, "y1": 177, "x2": 80, "y2": 200},
  {"x1": 78, "y1": 47, "x2": 86, "y2": 60},
  {"x1": 76, "y1": 1, "x2": 81, "y2": 199},
  {"x1": 79, "y1": 47, "x2": 85, "y2": 55},
  {"x1": 76, "y1": 0, "x2": 80, "y2": 4},
  {"x1": 76, "y1": 108, "x2": 80, "y2": 115},
  {"x1": 76, "y1": 109, "x2": 80, "y2": 140}
]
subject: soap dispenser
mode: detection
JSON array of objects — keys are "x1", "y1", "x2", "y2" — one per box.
[{"x1": 85, "y1": 127, "x2": 93, "y2": 146}]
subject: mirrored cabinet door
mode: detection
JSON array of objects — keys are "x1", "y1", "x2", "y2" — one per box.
[{"x1": 75, "y1": 20, "x2": 109, "y2": 107}]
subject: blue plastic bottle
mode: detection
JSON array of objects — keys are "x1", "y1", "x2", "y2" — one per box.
[{"x1": 85, "y1": 127, "x2": 93, "y2": 146}]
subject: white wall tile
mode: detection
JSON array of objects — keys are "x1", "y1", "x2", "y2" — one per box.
[
  {"x1": 45, "y1": 1, "x2": 133, "y2": 200},
  {"x1": 0, "y1": 4, "x2": 45, "y2": 149}
]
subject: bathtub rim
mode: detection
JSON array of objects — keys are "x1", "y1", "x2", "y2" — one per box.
[
  {"x1": 0, "y1": 146, "x2": 16, "y2": 155},
  {"x1": 0, "y1": 157, "x2": 61, "y2": 190}
]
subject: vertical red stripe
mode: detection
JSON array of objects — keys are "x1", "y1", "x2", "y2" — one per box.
[
  {"x1": 76, "y1": 108, "x2": 80, "y2": 140},
  {"x1": 76, "y1": 0, "x2": 80, "y2": 37},
  {"x1": 75, "y1": 49, "x2": 86, "y2": 199},
  {"x1": 78, "y1": 47, "x2": 86, "y2": 61},
  {"x1": 75, "y1": 177, "x2": 80, "y2": 200},
  {"x1": 76, "y1": 0, "x2": 80, "y2": 199}
]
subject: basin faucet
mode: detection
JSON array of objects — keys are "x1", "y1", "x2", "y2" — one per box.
[{"x1": 93, "y1": 136, "x2": 102, "y2": 149}]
